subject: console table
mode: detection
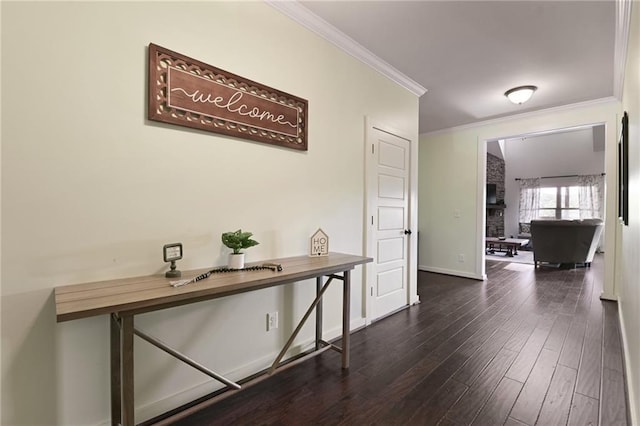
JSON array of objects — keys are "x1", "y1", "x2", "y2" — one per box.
[{"x1": 55, "y1": 252, "x2": 371, "y2": 426}]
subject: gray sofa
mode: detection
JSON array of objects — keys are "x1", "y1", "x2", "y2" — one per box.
[{"x1": 530, "y1": 219, "x2": 603, "y2": 267}]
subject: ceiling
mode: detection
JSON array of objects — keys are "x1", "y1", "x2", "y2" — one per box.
[
  {"x1": 487, "y1": 124, "x2": 605, "y2": 160},
  {"x1": 279, "y1": 1, "x2": 617, "y2": 134}
]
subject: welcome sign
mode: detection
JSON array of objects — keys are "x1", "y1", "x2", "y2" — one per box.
[{"x1": 148, "y1": 44, "x2": 308, "y2": 150}]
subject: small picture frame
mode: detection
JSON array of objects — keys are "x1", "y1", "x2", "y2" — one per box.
[{"x1": 163, "y1": 243, "x2": 183, "y2": 262}]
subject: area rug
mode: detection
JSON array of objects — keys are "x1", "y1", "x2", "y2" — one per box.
[
  {"x1": 485, "y1": 249, "x2": 534, "y2": 265},
  {"x1": 503, "y1": 263, "x2": 534, "y2": 272}
]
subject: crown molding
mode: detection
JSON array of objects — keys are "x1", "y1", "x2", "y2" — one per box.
[
  {"x1": 265, "y1": 0, "x2": 427, "y2": 97},
  {"x1": 421, "y1": 96, "x2": 619, "y2": 138},
  {"x1": 613, "y1": 0, "x2": 632, "y2": 99}
]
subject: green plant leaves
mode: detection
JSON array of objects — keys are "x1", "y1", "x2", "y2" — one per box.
[{"x1": 221, "y1": 229, "x2": 259, "y2": 254}]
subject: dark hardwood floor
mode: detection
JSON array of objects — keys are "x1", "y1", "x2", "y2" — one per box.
[{"x1": 167, "y1": 255, "x2": 629, "y2": 425}]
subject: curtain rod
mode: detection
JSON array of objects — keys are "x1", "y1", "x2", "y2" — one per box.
[{"x1": 515, "y1": 173, "x2": 605, "y2": 181}]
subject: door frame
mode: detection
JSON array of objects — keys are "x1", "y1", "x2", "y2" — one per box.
[
  {"x1": 364, "y1": 117, "x2": 419, "y2": 325},
  {"x1": 477, "y1": 121, "x2": 615, "y2": 300}
]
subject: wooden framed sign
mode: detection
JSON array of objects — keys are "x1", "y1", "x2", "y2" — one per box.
[{"x1": 148, "y1": 43, "x2": 308, "y2": 151}]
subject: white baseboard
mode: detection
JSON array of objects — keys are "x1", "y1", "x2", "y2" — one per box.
[
  {"x1": 98, "y1": 316, "x2": 367, "y2": 425},
  {"x1": 600, "y1": 291, "x2": 618, "y2": 301},
  {"x1": 419, "y1": 265, "x2": 485, "y2": 281},
  {"x1": 618, "y1": 304, "x2": 638, "y2": 426}
]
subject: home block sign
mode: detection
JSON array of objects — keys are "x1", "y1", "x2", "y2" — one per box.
[
  {"x1": 310, "y1": 228, "x2": 329, "y2": 257},
  {"x1": 148, "y1": 43, "x2": 308, "y2": 151}
]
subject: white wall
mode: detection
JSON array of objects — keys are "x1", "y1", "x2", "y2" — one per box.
[
  {"x1": 418, "y1": 100, "x2": 619, "y2": 291},
  {"x1": 503, "y1": 128, "x2": 605, "y2": 237},
  {"x1": 619, "y1": 3, "x2": 640, "y2": 424},
  {"x1": 0, "y1": 2, "x2": 418, "y2": 424}
]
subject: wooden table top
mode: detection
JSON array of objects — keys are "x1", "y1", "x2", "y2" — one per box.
[
  {"x1": 55, "y1": 252, "x2": 372, "y2": 322},
  {"x1": 485, "y1": 237, "x2": 529, "y2": 245}
]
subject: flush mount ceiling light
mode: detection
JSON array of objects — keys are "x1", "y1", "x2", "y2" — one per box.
[{"x1": 504, "y1": 85, "x2": 538, "y2": 105}]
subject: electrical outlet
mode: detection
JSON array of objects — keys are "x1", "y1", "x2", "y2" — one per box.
[
  {"x1": 458, "y1": 254, "x2": 465, "y2": 263},
  {"x1": 267, "y1": 311, "x2": 279, "y2": 331}
]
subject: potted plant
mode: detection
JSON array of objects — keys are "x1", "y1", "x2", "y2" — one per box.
[{"x1": 221, "y1": 229, "x2": 259, "y2": 269}]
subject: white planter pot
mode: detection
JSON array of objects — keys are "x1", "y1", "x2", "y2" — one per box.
[{"x1": 228, "y1": 253, "x2": 245, "y2": 269}]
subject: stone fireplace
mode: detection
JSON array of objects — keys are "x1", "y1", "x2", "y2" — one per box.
[{"x1": 486, "y1": 153, "x2": 505, "y2": 237}]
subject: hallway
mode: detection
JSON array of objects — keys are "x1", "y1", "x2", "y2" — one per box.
[{"x1": 163, "y1": 255, "x2": 628, "y2": 425}]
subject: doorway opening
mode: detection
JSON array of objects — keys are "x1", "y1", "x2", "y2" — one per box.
[{"x1": 481, "y1": 124, "x2": 606, "y2": 280}]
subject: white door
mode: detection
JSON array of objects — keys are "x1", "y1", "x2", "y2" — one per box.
[{"x1": 367, "y1": 127, "x2": 411, "y2": 321}]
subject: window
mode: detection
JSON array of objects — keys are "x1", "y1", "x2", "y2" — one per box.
[
  {"x1": 518, "y1": 175, "x2": 603, "y2": 224},
  {"x1": 538, "y1": 186, "x2": 580, "y2": 219}
]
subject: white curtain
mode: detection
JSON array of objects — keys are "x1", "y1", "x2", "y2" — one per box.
[
  {"x1": 577, "y1": 174, "x2": 604, "y2": 219},
  {"x1": 518, "y1": 178, "x2": 540, "y2": 223}
]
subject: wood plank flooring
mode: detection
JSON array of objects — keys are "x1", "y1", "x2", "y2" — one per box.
[{"x1": 162, "y1": 255, "x2": 629, "y2": 426}]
